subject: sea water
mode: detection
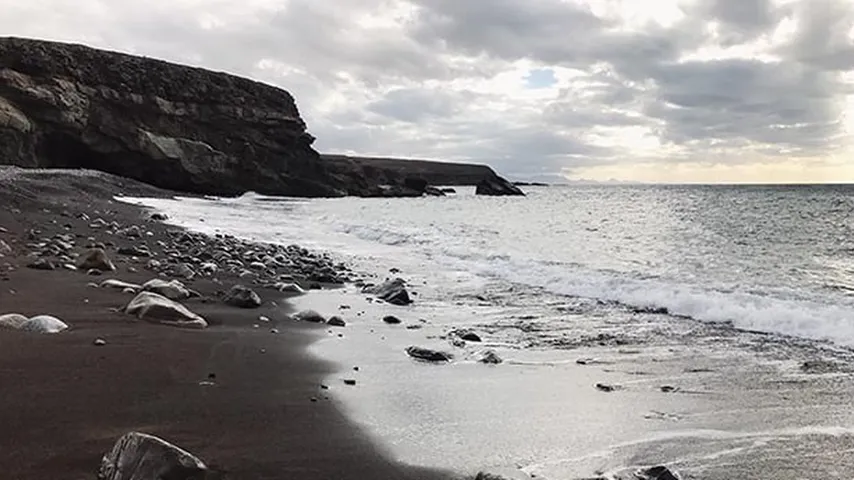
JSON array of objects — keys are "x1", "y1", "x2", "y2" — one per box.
[{"x1": 127, "y1": 184, "x2": 854, "y2": 479}]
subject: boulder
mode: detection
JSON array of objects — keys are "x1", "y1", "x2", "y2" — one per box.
[
  {"x1": 453, "y1": 329, "x2": 482, "y2": 342},
  {"x1": 405, "y1": 346, "x2": 452, "y2": 363},
  {"x1": 363, "y1": 278, "x2": 412, "y2": 306},
  {"x1": 295, "y1": 310, "x2": 326, "y2": 323},
  {"x1": 634, "y1": 465, "x2": 680, "y2": 480},
  {"x1": 475, "y1": 469, "x2": 533, "y2": 480},
  {"x1": 479, "y1": 350, "x2": 503, "y2": 364},
  {"x1": 0, "y1": 313, "x2": 29, "y2": 329},
  {"x1": 20, "y1": 315, "x2": 69, "y2": 333},
  {"x1": 275, "y1": 282, "x2": 305, "y2": 294},
  {"x1": 475, "y1": 175, "x2": 525, "y2": 196},
  {"x1": 124, "y1": 292, "x2": 207, "y2": 329},
  {"x1": 142, "y1": 279, "x2": 193, "y2": 300},
  {"x1": 77, "y1": 248, "x2": 116, "y2": 272},
  {"x1": 98, "y1": 431, "x2": 208, "y2": 480},
  {"x1": 327, "y1": 316, "x2": 346, "y2": 327},
  {"x1": 223, "y1": 284, "x2": 262, "y2": 308},
  {"x1": 26, "y1": 258, "x2": 55, "y2": 270}
]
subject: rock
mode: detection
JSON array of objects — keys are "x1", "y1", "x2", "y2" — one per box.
[
  {"x1": 660, "y1": 385, "x2": 678, "y2": 393},
  {"x1": 146, "y1": 259, "x2": 162, "y2": 270},
  {"x1": 77, "y1": 248, "x2": 116, "y2": 272},
  {"x1": 382, "y1": 315, "x2": 402, "y2": 324},
  {"x1": 595, "y1": 383, "x2": 617, "y2": 392},
  {"x1": 93, "y1": 338, "x2": 107, "y2": 346},
  {"x1": 0, "y1": 239, "x2": 11, "y2": 255},
  {"x1": 98, "y1": 431, "x2": 207, "y2": 480},
  {"x1": 20, "y1": 315, "x2": 69, "y2": 333},
  {"x1": 0, "y1": 313, "x2": 29, "y2": 329},
  {"x1": 343, "y1": 379, "x2": 357, "y2": 386},
  {"x1": 173, "y1": 263, "x2": 196, "y2": 280},
  {"x1": 454, "y1": 329, "x2": 482, "y2": 342},
  {"x1": 142, "y1": 279, "x2": 193, "y2": 300},
  {"x1": 295, "y1": 310, "x2": 326, "y2": 323},
  {"x1": 275, "y1": 282, "x2": 305, "y2": 294},
  {"x1": 475, "y1": 469, "x2": 533, "y2": 480},
  {"x1": 405, "y1": 346, "x2": 452, "y2": 363},
  {"x1": 117, "y1": 246, "x2": 151, "y2": 257},
  {"x1": 440, "y1": 187, "x2": 457, "y2": 194},
  {"x1": 479, "y1": 350, "x2": 503, "y2": 364},
  {"x1": 451, "y1": 338, "x2": 466, "y2": 348},
  {"x1": 123, "y1": 292, "x2": 207, "y2": 329},
  {"x1": 800, "y1": 359, "x2": 841, "y2": 374},
  {"x1": 223, "y1": 284, "x2": 262, "y2": 308},
  {"x1": 327, "y1": 316, "x2": 346, "y2": 327},
  {"x1": 363, "y1": 278, "x2": 412, "y2": 305},
  {"x1": 88, "y1": 268, "x2": 104, "y2": 276},
  {"x1": 475, "y1": 175, "x2": 525, "y2": 196},
  {"x1": 26, "y1": 258, "x2": 55, "y2": 270},
  {"x1": 424, "y1": 186, "x2": 446, "y2": 196},
  {"x1": 100, "y1": 279, "x2": 142, "y2": 290},
  {"x1": 634, "y1": 465, "x2": 680, "y2": 480},
  {"x1": 150, "y1": 212, "x2": 169, "y2": 221}
]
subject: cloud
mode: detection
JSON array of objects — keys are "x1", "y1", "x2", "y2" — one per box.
[{"x1": 0, "y1": 0, "x2": 853, "y2": 182}]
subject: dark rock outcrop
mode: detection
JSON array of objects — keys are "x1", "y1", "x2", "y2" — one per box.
[
  {"x1": 405, "y1": 346, "x2": 452, "y2": 363},
  {"x1": 475, "y1": 176, "x2": 525, "y2": 196},
  {"x1": 363, "y1": 278, "x2": 413, "y2": 305},
  {"x1": 0, "y1": 37, "x2": 343, "y2": 197},
  {"x1": 98, "y1": 431, "x2": 208, "y2": 480}
]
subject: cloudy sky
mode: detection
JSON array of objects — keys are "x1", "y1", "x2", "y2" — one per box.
[{"x1": 3, "y1": 0, "x2": 854, "y2": 182}]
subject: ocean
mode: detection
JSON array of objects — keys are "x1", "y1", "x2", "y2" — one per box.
[{"x1": 127, "y1": 184, "x2": 854, "y2": 479}]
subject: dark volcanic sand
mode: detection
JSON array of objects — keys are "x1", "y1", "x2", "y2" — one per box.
[{"x1": 0, "y1": 168, "x2": 452, "y2": 480}]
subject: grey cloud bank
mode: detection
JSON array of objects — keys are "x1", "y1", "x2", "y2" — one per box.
[{"x1": 1, "y1": 0, "x2": 852, "y2": 182}]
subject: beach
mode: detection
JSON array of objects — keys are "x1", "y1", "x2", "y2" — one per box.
[
  {"x1": 5, "y1": 170, "x2": 854, "y2": 480},
  {"x1": 0, "y1": 168, "x2": 451, "y2": 480}
]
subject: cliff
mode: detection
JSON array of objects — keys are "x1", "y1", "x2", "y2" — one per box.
[
  {"x1": 0, "y1": 37, "x2": 343, "y2": 197},
  {"x1": 323, "y1": 154, "x2": 506, "y2": 185}
]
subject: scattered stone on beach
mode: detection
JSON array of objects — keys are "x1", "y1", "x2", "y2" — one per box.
[
  {"x1": 117, "y1": 245, "x2": 151, "y2": 257},
  {"x1": 800, "y1": 359, "x2": 841, "y2": 374},
  {"x1": 77, "y1": 248, "x2": 116, "y2": 272},
  {"x1": 98, "y1": 431, "x2": 208, "y2": 480},
  {"x1": 141, "y1": 278, "x2": 194, "y2": 300},
  {"x1": 363, "y1": 278, "x2": 413, "y2": 305},
  {"x1": 595, "y1": 383, "x2": 618, "y2": 392},
  {"x1": 295, "y1": 310, "x2": 326, "y2": 323},
  {"x1": 270, "y1": 328, "x2": 279, "y2": 334},
  {"x1": 405, "y1": 346, "x2": 452, "y2": 363},
  {"x1": 343, "y1": 379, "x2": 357, "y2": 386},
  {"x1": 660, "y1": 385, "x2": 679, "y2": 393},
  {"x1": 0, "y1": 313, "x2": 29, "y2": 330},
  {"x1": 123, "y1": 292, "x2": 207, "y2": 329},
  {"x1": 87, "y1": 268, "x2": 104, "y2": 276},
  {"x1": 150, "y1": 212, "x2": 169, "y2": 221},
  {"x1": 172, "y1": 263, "x2": 196, "y2": 280},
  {"x1": 146, "y1": 259, "x2": 162, "y2": 270},
  {"x1": 100, "y1": 279, "x2": 142, "y2": 291},
  {"x1": 475, "y1": 468, "x2": 533, "y2": 480},
  {"x1": 26, "y1": 258, "x2": 55, "y2": 271},
  {"x1": 328, "y1": 316, "x2": 346, "y2": 327},
  {"x1": 223, "y1": 284, "x2": 262, "y2": 308},
  {"x1": 478, "y1": 350, "x2": 503, "y2": 364},
  {"x1": 382, "y1": 315, "x2": 402, "y2": 324},
  {"x1": 0, "y1": 239, "x2": 12, "y2": 256},
  {"x1": 634, "y1": 465, "x2": 680, "y2": 480},
  {"x1": 274, "y1": 282, "x2": 305, "y2": 294},
  {"x1": 451, "y1": 329, "x2": 481, "y2": 342},
  {"x1": 93, "y1": 338, "x2": 107, "y2": 346},
  {"x1": 19, "y1": 315, "x2": 69, "y2": 333},
  {"x1": 451, "y1": 338, "x2": 466, "y2": 348}
]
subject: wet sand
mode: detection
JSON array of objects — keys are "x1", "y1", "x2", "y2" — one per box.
[{"x1": 0, "y1": 169, "x2": 452, "y2": 480}]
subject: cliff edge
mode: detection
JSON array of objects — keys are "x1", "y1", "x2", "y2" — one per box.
[{"x1": 0, "y1": 37, "x2": 342, "y2": 197}]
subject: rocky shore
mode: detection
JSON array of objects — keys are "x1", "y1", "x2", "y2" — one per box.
[{"x1": 0, "y1": 167, "x2": 452, "y2": 480}]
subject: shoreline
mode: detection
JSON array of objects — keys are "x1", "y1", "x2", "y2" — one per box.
[{"x1": 0, "y1": 168, "x2": 454, "y2": 480}]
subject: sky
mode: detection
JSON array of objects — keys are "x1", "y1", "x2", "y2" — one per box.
[{"x1": 2, "y1": 0, "x2": 854, "y2": 183}]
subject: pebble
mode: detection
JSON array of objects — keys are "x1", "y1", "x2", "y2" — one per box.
[
  {"x1": 93, "y1": 338, "x2": 107, "y2": 346},
  {"x1": 259, "y1": 316, "x2": 270, "y2": 323},
  {"x1": 270, "y1": 328, "x2": 279, "y2": 334},
  {"x1": 343, "y1": 379, "x2": 356, "y2": 386}
]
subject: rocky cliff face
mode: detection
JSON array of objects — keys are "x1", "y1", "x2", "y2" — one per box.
[
  {"x1": 0, "y1": 37, "x2": 343, "y2": 197},
  {"x1": 323, "y1": 154, "x2": 523, "y2": 195}
]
